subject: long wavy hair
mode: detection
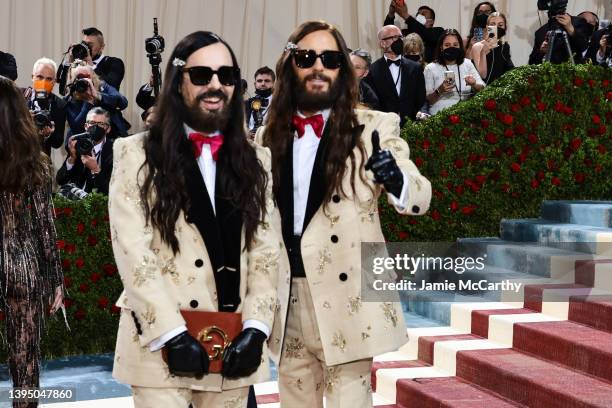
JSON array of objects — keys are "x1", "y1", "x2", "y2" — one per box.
[
  {"x1": 0, "y1": 76, "x2": 48, "y2": 192},
  {"x1": 263, "y1": 21, "x2": 369, "y2": 206},
  {"x1": 139, "y1": 31, "x2": 268, "y2": 253}
]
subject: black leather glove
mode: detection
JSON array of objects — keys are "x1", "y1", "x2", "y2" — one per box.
[
  {"x1": 165, "y1": 331, "x2": 209, "y2": 378},
  {"x1": 222, "y1": 328, "x2": 267, "y2": 379},
  {"x1": 365, "y1": 130, "x2": 404, "y2": 198}
]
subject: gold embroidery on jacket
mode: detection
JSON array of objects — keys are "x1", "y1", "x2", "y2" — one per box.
[
  {"x1": 381, "y1": 303, "x2": 398, "y2": 327},
  {"x1": 347, "y1": 296, "x2": 362, "y2": 315},
  {"x1": 317, "y1": 248, "x2": 332, "y2": 275},
  {"x1": 254, "y1": 252, "x2": 279, "y2": 276},
  {"x1": 284, "y1": 337, "x2": 305, "y2": 359},
  {"x1": 160, "y1": 258, "x2": 179, "y2": 284},
  {"x1": 133, "y1": 256, "x2": 157, "y2": 287},
  {"x1": 331, "y1": 331, "x2": 346, "y2": 351},
  {"x1": 324, "y1": 366, "x2": 341, "y2": 392}
]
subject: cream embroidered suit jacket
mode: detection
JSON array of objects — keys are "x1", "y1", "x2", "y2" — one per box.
[
  {"x1": 257, "y1": 109, "x2": 432, "y2": 366},
  {"x1": 109, "y1": 132, "x2": 285, "y2": 391}
]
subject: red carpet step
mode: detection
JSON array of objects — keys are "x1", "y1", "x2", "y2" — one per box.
[
  {"x1": 470, "y1": 308, "x2": 533, "y2": 338},
  {"x1": 418, "y1": 334, "x2": 480, "y2": 364},
  {"x1": 568, "y1": 295, "x2": 612, "y2": 332},
  {"x1": 513, "y1": 320, "x2": 612, "y2": 382},
  {"x1": 396, "y1": 377, "x2": 524, "y2": 408},
  {"x1": 371, "y1": 360, "x2": 427, "y2": 392},
  {"x1": 456, "y1": 348, "x2": 612, "y2": 407}
]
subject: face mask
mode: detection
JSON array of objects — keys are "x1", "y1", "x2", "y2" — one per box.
[
  {"x1": 255, "y1": 88, "x2": 272, "y2": 98},
  {"x1": 405, "y1": 54, "x2": 421, "y2": 62},
  {"x1": 88, "y1": 124, "x2": 106, "y2": 142},
  {"x1": 497, "y1": 27, "x2": 506, "y2": 38},
  {"x1": 475, "y1": 13, "x2": 489, "y2": 28},
  {"x1": 390, "y1": 38, "x2": 404, "y2": 56},
  {"x1": 442, "y1": 47, "x2": 463, "y2": 62},
  {"x1": 416, "y1": 14, "x2": 427, "y2": 26},
  {"x1": 33, "y1": 79, "x2": 53, "y2": 94}
]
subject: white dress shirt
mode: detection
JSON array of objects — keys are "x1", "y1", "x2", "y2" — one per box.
[
  {"x1": 148, "y1": 124, "x2": 270, "y2": 351},
  {"x1": 384, "y1": 55, "x2": 402, "y2": 95},
  {"x1": 292, "y1": 110, "x2": 410, "y2": 237}
]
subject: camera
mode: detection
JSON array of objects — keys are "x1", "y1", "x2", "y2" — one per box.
[
  {"x1": 71, "y1": 41, "x2": 92, "y2": 60},
  {"x1": 70, "y1": 78, "x2": 90, "y2": 94},
  {"x1": 537, "y1": 0, "x2": 568, "y2": 19},
  {"x1": 145, "y1": 33, "x2": 164, "y2": 55},
  {"x1": 33, "y1": 111, "x2": 52, "y2": 129},
  {"x1": 145, "y1": 18, "x2": 165, "y2": 99},
  {"x1": 58, "y1": 183, "x2": 88, "y2": 200},
  {"x1": 72, "y1": 132, "x2": 94, "y2": 157}
]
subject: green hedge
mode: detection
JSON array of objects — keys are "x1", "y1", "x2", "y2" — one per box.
[
  {"x1": 381, "y1": 63, "x2": 612, "y2": 242},
  {"x1": 0, "y1": 64, "x2": 609, "y2": 360}
]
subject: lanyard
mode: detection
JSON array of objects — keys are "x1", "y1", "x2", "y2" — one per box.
[{"x1": 443, "y1": 63, "x2": 462, "y2": 101}]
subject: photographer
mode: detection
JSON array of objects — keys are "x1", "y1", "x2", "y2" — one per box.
[
  {"x1": 585, "y1": 24, "x2": 611, "y2": 66},
  {"x1": 57, "y1": 107, "x2": 113, "y2": 195},
  {"x1": 471, "y1": 13, "x2": 515, "y2": 84},
  {"x1": 64, "y1": 64, "x2": 129, "y2": 139},
  {"x1": 464, "y1": 2, "x2": 497, "y2": 60},
  {"x1": 245, "y1": 66, "x2": 275, "y2": 138},
  {"x1": 23, "y1": 58, "x2": 67, "y2": 155},
  {"x1": 528, "y1": 7, "x2": 591, "y2": 64},
  {"x1": 136, "y1": 75, "x2": 156, "y2": 112},
  {"x1": 0, "y1": 51, "x2": 18, "y2": 81},
  {"x1": 350, "y1": 48, "x2": 380, "y2": 110}
]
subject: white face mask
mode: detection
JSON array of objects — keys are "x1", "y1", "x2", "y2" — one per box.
[{"x1": 416, "y1": 14, "x2": 427, "y2": 25}]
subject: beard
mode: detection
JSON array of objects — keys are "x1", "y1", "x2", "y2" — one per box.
[
  {"x1": 184, "y1": 89, "x2": 231, "y2": 133},
  {"x1": 295, "y1": 72, "x2": 342, "y2": 113}
]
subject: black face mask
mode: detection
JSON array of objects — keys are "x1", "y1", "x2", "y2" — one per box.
[
  {"x1": 405, "y1": 54, "x2": 421, "y2": 62},
  {"x1": 88, "y1": 125, "x2": 106, "y2": 142},
  {"x1": 442, "y1": 47, "x2": 463, "y2": 62},
  {"x1": 390, "y1": 38, "x2": 404, "y2": 56},
  {"x1": 475, "y1": 13, "x2": 489, "y2": 28},
  {"x1": 497, "y1": 27, "x2": 506, "y2": 38},
  {"x1": 255, "y1": 87, "x2": 272, "y2": 98}
]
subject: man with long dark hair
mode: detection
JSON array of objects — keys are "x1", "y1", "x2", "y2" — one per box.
[
  {"x1": 258, "y1": 21, "x2": 431, "y2": 407},
  {"x1": 109, "y1": 31, "x2": 283, "y2": 408}
]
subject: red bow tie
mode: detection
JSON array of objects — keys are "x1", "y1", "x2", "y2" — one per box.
[
  {"x1": 188, "y1": 132, "x2": 224, "y2": 161},
  {"x1": 292, "y1": 114, "x2": 324, "y2": 138}
]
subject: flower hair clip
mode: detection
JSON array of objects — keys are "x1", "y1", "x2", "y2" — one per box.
[
  {"x1": 172, "y1": 57, "x2": 186, "y2": 67},
  {"x1": 284, "y1": 42, "x2": 298, "y2": 53}
]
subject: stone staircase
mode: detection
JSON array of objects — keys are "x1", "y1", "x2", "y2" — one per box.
[{"x1": 370, "y1": 201, "x2": 612, "y2": 407}]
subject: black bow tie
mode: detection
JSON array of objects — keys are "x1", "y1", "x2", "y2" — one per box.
[{"x1": 387, "y1": 59, "x2": 401, "y2": 66}]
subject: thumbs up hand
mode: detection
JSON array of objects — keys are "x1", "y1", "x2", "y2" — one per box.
[{"x1": 365, "y1": 130, "x2": 404, "y2": 198}]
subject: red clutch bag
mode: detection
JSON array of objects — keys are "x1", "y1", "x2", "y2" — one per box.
[{"x1": 162, "y1": 310, "x2": 243, "y2": 373}]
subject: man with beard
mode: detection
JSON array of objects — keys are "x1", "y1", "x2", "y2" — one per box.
[
  {"x1": 257, "y1": 21, "x2": 431, "y2": 408},
  {"x1": 109, "y1": 31, "x2": 285, "y2": 408}
]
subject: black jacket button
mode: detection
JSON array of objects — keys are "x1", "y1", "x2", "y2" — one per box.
[
  {"x1": 332, "y1": 195, "x2": 341, "y2": 203},
  {"x1": 412, "y1": 205, "x2": 420, "y2": 213},
  {"x1": 190, "y1": 300, "x2": 199, "y2": 308},
  {"x1": 331, "y1": 235, "x2": 339, "y2": 243},
  {"x1": 195, "y1": 259, "x2": 204, "y2": 267},
  {"x1": 339, "y1": 273, "x2": 348, "y2": 281}
]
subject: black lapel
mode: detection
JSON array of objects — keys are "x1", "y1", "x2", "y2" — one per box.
[
  {"x1": 399, "y1": 58, "x2": 410, "y2": 99},
  {"x1": 376, "y1": 60, "x2": 400, "y2": 102},
  {"x1": 302, "y1": 123, "x2": 332, "y2": 233},
  {"x1": 277, "y1": 138, "x2": 294, "y2": 244}
]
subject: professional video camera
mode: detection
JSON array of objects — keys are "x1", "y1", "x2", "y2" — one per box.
[
  {"x1": 71, "y1": 130, "x2": 95, "y2": 157},
  {"x1": 71, "y1": 41, "x2": 92, "y2": 61},
  {"x1": 537, "y1": 0, "x2": 568, "y2": 19},
  {"x1": 145, "y1": 18, "x2": 165, "y2": 98},
  {"x1": 31, "y1": 85, "x2": 52, "y2": 129},
  {"x1": 537, "y1": 0, "x2": 573, "y2": 63},
  {"x1": 58, "y1": 183, "x2": 88, "y2": 200}
]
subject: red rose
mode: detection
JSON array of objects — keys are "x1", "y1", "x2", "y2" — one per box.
[
  {"x1": 504, "y1": 129, "x2": 514, "y2": 138},
  {"x1": 63, "y1": 298, "x2": 74, "y2": 308},
  {"x1": 528, "y1": 134, "x2": 538, "y2": 144},
  {"x1": 64, "y1": 276, "x2": 72, "y2": 288},
  {"x1": 520, "y1": 96, "x2": 531, "y2": 106},
  {"x1": 450, "y1": 201, "x2": 459, "y2": 212},
  {"x1": 64, "y1": 207, "x2": 73, "y2": 216},
  {"x1": 103, "y1": 263, "x2": 118, "y2": 276},
  {"x1": 501, "y1": 183, "x2": 510, "y2": 193},
  {"x1": 76, "y1": 223, "x2": 85, "y2": 235},
  {"x1": 468, "y1": 181, "x2": 480, "y2": 193},
  {"x1": 574, "y1": 77, "x2": 584, "y2": 86},
  {"x1": 79, "y1": 283, "x2": 89, "y2": 293},
  {"x1": 554, "y1": 101, "x2": 564, "y2": 113},
  {"x1": 502, "y1": 114, "x2": 514, "y2": 126},
  {"x1": 433, "y1": 190, "x2": 444, "y2": 200},
  {"x1": 442, "y1": 127, "x2": 452, "y2": 137},
  {"x1": 593, "y1": 97, "x2": 600, "y2": 105},
  {"x1": 518, "y1": 153, "x2": 528, "y2": 163},
  {"x1": 61, "y1": 259, "x2": 71, "y2": 270},
  {"x1": 422, "y1": 139, "x2": 431, "y2": 150},
  {"x1": 510, "y1": 103, "x2": 521, "y2": 113},
  {"x1": 574, "y1": 173, "x2": 585, "y2": 184},
  {"x1": 91, "y1": 219, "x2": 98, "y2": 227},
  {"x1": 103, "y1": 214, "x2": 110, "y2": 222},
  {"x1": 536, "y1": 102, "x2": 546, "y2": 112},
  {"x1": 111, "y1": 305, "x2": 121, "y2": 315},
  {"x1": 475, "y1": 175, "x2": 486, "y2": 185},
  {"x1": 53, "y1": 208, "x2": 62, "y2": 218},
  {"x1": 554, "y1": 83, "x2": 563, "y2": 92},
  {"x1": 569, "y1": 137, "x2": 582, "y2": 151},
  {"x1": 484, "y1": 99, "x2": 497, "y2": 111},
  {"x1": 588, "y1": 79, "x2": 596, "y2": 87},
  {"x1": 468, "y1": 154, "x2": 478, "y2": 164},
  {"x1": 547, "y1": 160, "x2": 556, "y2": 170},
  {"x1": 493, "y1": 148, "x2": 502, "y2": 157},
  {"x1": 510, "y1": 163, "x2": 521, "y2": 173},
  {"x1": 598, "y1": 144, "x2": 607, "y2": 154},
  {"x1": 515, "y1": 124, "x2": 526, "y2": 135},
  {"x1": 462, "y1": 205, "x2": 476, "y2": 215},
  {"x1": 438, "y1": 143, "x2": 446, "y2": 152},
  {"x1": 398, "y1": 231, "x2": 409, "y2": 240},
  {"x1": 74, "y1": 309, "x2": 86, "y2": 321},
  {"x1": 90, "y1": 272, "x2": 102, "y2": 283},
  {"x1": 414, "y1": 157, "x2": 424, "y2": 168},
  {"x1": 584, "y1": 158, "x2": 593, "y2": 167},
  {"x1": 449, "y1": 114, "x2": 460, "y2": 124},
  {"x1": 455, "y1": 185, "x2": 465, "y2": 195},
  {"x1": 87, "y1": 235, "x2": 98, "y2": 246},
  {"x1": 563, "y1": 106, "x2": 574, "y2": 116},
  {"x1": 488, "y1": 171, "x2": 500, "y2": 181},
  {"x1": 481, "y1": 119, "x2": 490, "y2": 128},
  {"x1": 506, "y1": 147, "x2": 514, "y2": 156},
  {"x1": 97, "y1": 297, "x2": 109, "y2": 309},
  {"x1": 537, "y1": 171, "x2": 545, "y2": 181},
  {"x1": 485, "y1": 133, "x2": 498, "y2": 144},
  {"x1": 454, "y1": 159, "x2": 464, "y2": 169},
  {"x1": 65, "y1": 243, "x2": 76, "y2": 254},
  {"x1": 604, "y1": 79, "x2": 610, "y2": 88},
  {"x1": 606, "y1": 91, "x2": 612, "y2": 100},
  {"x1": 56, "y1": 240, "x2": 66, "y2": 250},
  {"x1": 598, "y1": 126, "x2": 607, "y2": 135},
  {"x1": 531, "y1": 179, "x2": 540, "y2": 189},
  {"x1": 75, "y1": 258, "x2": 85, "y2": 269},
  {"x1": 408, "y1": 219, "x2": 418, "y2": 225},
  {"x1": 551, "y1": 177, "x2": 561, "y2": 186},
  {"x1": 430, "y1": 210, "x2": 441, "y2": 221},
  {"x1": 595, "y1": 164, "x2": 603, "y2": 173}
]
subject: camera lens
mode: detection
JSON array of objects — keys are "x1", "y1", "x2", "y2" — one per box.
[{"x1": 145, "y1": 38, "x2": 163, "y2": 54}]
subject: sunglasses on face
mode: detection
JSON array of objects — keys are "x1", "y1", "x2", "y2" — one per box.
[
  {"x1": 292, "y1": 49, "x2": 344, "y2": 69},
  {"x1": 182, "y1": 66, "x2": 240, "y2": 86}
]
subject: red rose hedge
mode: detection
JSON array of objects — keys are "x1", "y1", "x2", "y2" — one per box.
[{"x1": 381, "y1": 63, "x2": 611, "y2": 241}]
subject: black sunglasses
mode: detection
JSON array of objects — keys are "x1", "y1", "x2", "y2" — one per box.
[
  {"x1": 292, "y1": 50, "x2": 345, "y2": 69},
  {"x1": 182, "y1": 65, "x2": 240, "y2": 86}
]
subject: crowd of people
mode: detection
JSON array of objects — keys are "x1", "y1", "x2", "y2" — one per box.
[{"x1": 0, "y1": 2, "x2": 609, "y2": 407}]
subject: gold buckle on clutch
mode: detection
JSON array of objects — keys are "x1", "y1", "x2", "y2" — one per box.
[{"x1": 198, "y1": 326, "x2": 230, "y2": 360}]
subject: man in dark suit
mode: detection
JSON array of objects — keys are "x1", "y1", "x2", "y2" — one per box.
[
  {"x1": 528, "y1": 13, "x2": 592, "y2": 64},
  {"x1": 364, "y1": 25, "x2": 425, "y2": 125},
  {"x1": 585, "y1": 26, "x2": 611, "y2": 66},
  {"x1": 245, "y1": 66, "x2": 275, "y2": 138},
  {"x1": 24, "y1": 58, "x2": 67, "y2": 156},
  {"x1": 57, "y1": 107, "x2": 114, "y2": 195},
  {"x1": 0, "y1": 51, "x2": 18, "y2": 80},
  {"x1": 384, "y1": 1, "x2": 445, "y2": 62}
]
